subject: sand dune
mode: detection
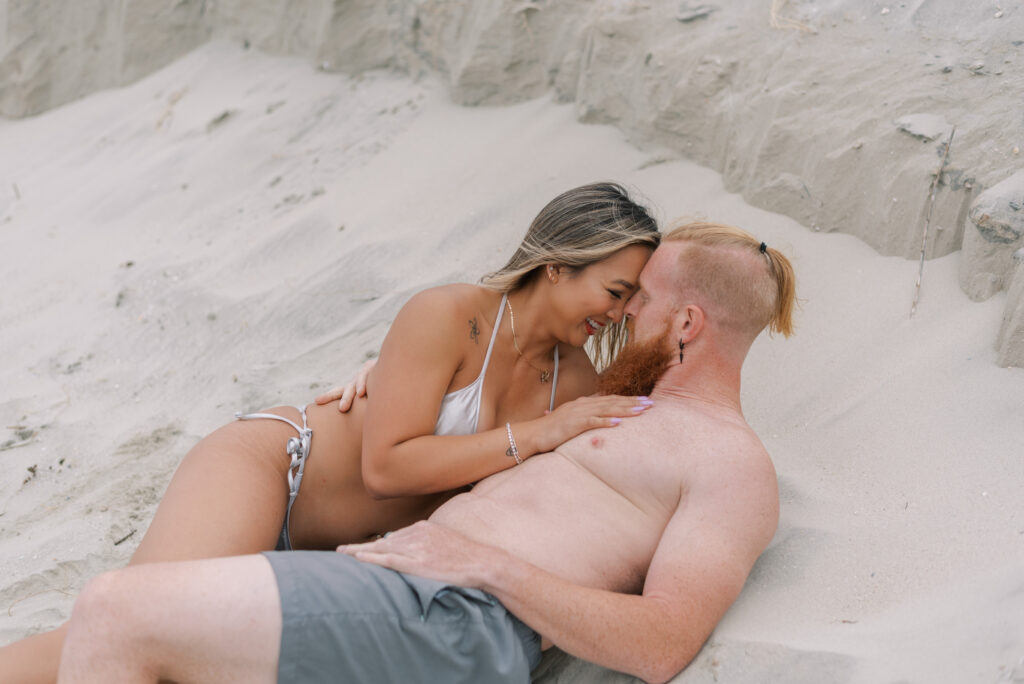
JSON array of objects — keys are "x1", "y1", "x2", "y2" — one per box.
[{"x1": 2, "y1": 41, "x2": 1023, "y2": 683}]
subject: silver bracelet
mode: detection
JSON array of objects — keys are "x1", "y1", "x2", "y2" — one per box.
[{"x1": 505, "y1": 422, "x2": 522, "y2": 465}]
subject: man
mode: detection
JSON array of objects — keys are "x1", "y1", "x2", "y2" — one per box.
[{"x1": 57, "y1": 222, "x2": 796, "y2": 683}]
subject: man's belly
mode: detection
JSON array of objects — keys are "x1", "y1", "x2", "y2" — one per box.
[{"x1": 429, "y1": 451, "x2": 669, "y2": 594}]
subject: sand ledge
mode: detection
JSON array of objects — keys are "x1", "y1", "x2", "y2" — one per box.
[
  {"x1": 1, "y1": 13, "x2": 1023, "y2": 684},
  {"x1": 2, "y1": 0, "x2": 1023, "y2": 363}
]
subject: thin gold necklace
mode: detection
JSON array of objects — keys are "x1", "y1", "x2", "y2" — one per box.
[{"x1": 506, "y1": 297, "x2": 551, "y2": 383}]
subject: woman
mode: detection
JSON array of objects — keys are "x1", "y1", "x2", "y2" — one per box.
[{"x1": 0, "y1": 181, "x2": 659, "y2": 682}]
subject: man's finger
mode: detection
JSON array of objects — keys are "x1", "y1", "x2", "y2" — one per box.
[
  {"x1": 336, "y1": 542, "x2": 364, "y2": 554},
  {"x1": 352, "y1": 550, "x2": 414, "y2": 574},
  {"x1": 314, "y1": 387, "x2": 343, "y2": 404},
  {"x1": 338, "y1": 384, "x2": 356, "y2": 412},
  {"x1": 355, "y1": 359, "x2": 376, "y2": 395}
]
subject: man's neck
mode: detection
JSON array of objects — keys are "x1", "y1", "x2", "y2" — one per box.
[{"x1": 649, "y1": 357, "x2": 744, "y2": 415}]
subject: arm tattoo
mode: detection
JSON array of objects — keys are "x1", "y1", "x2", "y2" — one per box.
[{"x1": 469, "y1": 317, "x2": 480, "y2": 344}]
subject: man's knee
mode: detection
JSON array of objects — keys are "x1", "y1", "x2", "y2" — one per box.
[
  {"x1": 61, "y1": 568, "x2": 168, "y2": 681},
  {"x1": 67, "y1": 569, "x2": 137, "y2": 646}
]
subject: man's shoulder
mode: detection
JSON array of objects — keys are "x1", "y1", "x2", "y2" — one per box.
[
  {"x1": 698, "y1": 417, "x2": 774, "y2": 484},
  {"x1": 629, "y1": 405, "x2": 777, "y2": 512},
  {"x1": 665, "y1": 408, "x2": 777, "y2": 515},
  {"x1": 691, "y1": 417, "x2": 779, "y2": 539}
]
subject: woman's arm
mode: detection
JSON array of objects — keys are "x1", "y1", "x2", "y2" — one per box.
[{"x1": 360, "y1": 287, "x2": 646, "y2": 498}]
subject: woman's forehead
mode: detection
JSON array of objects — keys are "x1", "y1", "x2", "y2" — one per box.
[{"x1": 591, "y1": 244, "x2": 650, "y2": 283}]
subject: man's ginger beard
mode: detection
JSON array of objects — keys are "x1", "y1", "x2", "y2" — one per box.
[{"x1": 597, "y1": 324, "x2": 673, "y2": 397}]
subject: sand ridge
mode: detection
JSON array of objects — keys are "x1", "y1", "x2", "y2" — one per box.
[{"x1": 1, "y1": 41, "x2": 1023, "y2": 683}]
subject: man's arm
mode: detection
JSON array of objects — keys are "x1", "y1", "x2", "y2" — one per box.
[
  {"x1": 344, "y1": 451, "x2": 778, "y2": 683},
  {"x1": 486, "y1": 465, "x2": 777, "y2": 683}
]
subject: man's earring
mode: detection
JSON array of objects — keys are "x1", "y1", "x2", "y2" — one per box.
[{"x1": 678, "y1": 339, "x2": 684, "y2": 363}]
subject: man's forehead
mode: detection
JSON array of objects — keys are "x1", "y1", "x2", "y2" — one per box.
[{"x1": 637, "y1": 242, "x2": 683, "y2": 290}]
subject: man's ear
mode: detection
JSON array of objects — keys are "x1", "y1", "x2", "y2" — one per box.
[{"x1": 677, "y1": 304, "x2": 705, "y2": 343}]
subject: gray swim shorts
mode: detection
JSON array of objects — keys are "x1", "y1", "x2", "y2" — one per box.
[{"x1": 263, "y1": 550, "x2": 542, "y2": 684}]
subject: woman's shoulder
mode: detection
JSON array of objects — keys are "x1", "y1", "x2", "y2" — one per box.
[{"x1": 399, "y1": 284, "x2": 502, "y2": 327}]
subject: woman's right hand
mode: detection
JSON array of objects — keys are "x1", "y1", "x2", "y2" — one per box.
[
  {"x1": 518, "y1": 394, "x2": 653, "y2": 457},
  {"x1": 314, "y1": 359, "x2": 378, "y2": 412}
]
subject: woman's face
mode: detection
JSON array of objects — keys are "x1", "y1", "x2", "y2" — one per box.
[{"x1": 550, "y1": 244, "x2": 652, "y2": 347}]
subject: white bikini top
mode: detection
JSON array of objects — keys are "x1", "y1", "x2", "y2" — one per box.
[{"x1": 434, "y1": 293, "x2": 559, "y2": 436}]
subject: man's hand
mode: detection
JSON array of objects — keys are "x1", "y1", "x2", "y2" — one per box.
[
  {"x1": 338, "y1": 521, "x2": 503, "y2": 589},
  {"x1": 314, "y1": 359, "x2": 377, "y2": 412}
]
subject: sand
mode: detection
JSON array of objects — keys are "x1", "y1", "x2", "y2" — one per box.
[{"x1": 2, "y1": 40, "x2": 1023, "y2": 683}]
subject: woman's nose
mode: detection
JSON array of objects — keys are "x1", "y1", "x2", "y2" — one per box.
[
  {"x1": 623, "y1": 294, "x2": 641, "y2": 319},
  {"x1": 607, "y1": 299, "x2": 626, "y2": 323}
]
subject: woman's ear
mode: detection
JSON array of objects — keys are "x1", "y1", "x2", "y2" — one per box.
[{"x1": 547, "y1": 264, "x2": 560, "y2": 283}]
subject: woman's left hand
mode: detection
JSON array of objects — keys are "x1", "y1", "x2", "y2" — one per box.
[{"x1": 516, "y1": 394, "x2": 652, "y2": 457}]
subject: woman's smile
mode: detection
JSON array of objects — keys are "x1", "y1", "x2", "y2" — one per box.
[{"x1": 584, "y1": 316, "x2": 606, "y2": 336}]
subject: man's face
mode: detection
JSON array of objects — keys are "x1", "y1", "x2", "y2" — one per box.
[
  {"x1": 596, "y1": 245, "x2": 681, "y2": 396},
  {"x1": 622, "y1": 244, "x2": 680, "y2": 344}
]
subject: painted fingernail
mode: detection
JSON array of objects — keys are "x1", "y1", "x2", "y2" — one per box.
[
  {"x1": 632, "y1": 406, "x2": 648, "y2": 412},
  {"x1": 638, "y1": 396, "x2": 649, "y2": 401},
  {"x1": 610, "y1": 417, "x2": 622, "y2": 425}
]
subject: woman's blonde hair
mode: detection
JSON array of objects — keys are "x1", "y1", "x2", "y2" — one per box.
[{"x1": 482, "y1": 182, "x2": 660, "y2": 369}]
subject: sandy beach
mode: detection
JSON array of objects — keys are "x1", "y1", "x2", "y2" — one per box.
[{"x1": 2, "y1": 13, "x2": 1023, "y2": 684}]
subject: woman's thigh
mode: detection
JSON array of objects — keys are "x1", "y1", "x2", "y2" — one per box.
[{"x1": 130, "y1": 409, "x2": 298, "y2": 564}]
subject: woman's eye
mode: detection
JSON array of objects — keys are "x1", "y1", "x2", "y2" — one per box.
[{"x1": 607, "y1": 290, "x2": 623, "y2": 300}]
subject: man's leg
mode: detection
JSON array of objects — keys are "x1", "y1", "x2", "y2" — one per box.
[
  {"x1": 58, "y1": 555, "x2": 281, "y2": 684},
  {"x1": 1, "y1": 413, "x2": 294, "y2": 684}
]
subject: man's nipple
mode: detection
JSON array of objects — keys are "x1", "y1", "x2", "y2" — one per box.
[{"x1": 590, "y1": 436, "x2": 604, "y2": 448}]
